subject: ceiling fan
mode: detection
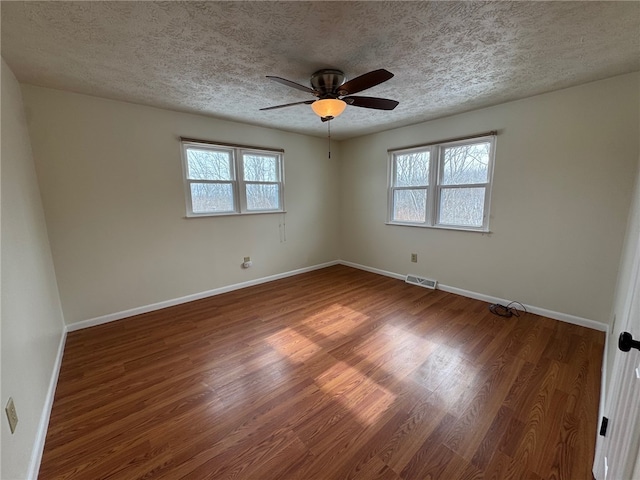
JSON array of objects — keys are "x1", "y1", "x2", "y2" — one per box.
[{"x1": 260, "y1": 68, "x2": 399, "y2": 121}]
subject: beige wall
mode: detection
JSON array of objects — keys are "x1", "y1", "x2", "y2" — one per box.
[
  {"x1": 22, "y1": 86, "x2": 340, "y2": 326},
  {"x1": 1, "y1": 60, "x2": 66, "y2": 479},
  {"x1": 339, "y1": 73, "x2": 639, "y2": 323}
]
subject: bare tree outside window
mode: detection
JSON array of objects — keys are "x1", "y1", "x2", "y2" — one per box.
[
  {"x1": 243, "y1": 154, "x2": 280, "y2": 210},
  {"x1": 394, "y1": 189, "x2": 427, "y2": 222},
  {"x1": 187, "y1": 149, "x2": 232, "y2": 180},
  {"x1": 441, "y1": 143, "x2": 490, "y2": 185},
  {"x1": 395, "y1": 152, "x2": 429, "y2": 186},
  {"x1": 392, "y1": 151, "x2": 429, "y2": 222},
  {"x1": 191, "y1": 183, "x2": 234, "y2": 212},
  {"x1": 244, "y1": 155, "x2": 277, "y2": 182},
  {"x1": 439, "y1": 142, "x2": 490, "y2": 227},
  {"x1": 186, "y1": 149, "x2": 235, "y2": 212},
  {"x1": 439, "y1": 187, "x2": 485, "y2": 226}
]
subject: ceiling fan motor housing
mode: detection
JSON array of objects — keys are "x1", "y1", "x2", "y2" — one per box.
[{"x1": 310, "y1": 69, "x2": 346, "y2": 98}]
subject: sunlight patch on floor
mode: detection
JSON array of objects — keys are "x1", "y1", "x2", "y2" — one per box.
[
  {"x1": 265, "y1": 326, "x2": 324, "y2": 364},
  {"x1": 302, "y1": 304, "x2": 371, "y2": 335},
  {"x1": 314, "y1": 360, "x2": 397, "y2": 425}
]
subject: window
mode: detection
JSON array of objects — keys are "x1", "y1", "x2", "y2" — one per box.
[
  {"x1": 388, "y1": 134, "x2": 495, "y2": 231},
  {"x1": 181, "y1": 139, "x2": 284, "y2": 216}
]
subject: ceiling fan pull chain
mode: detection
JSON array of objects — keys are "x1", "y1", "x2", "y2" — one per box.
[{"x1": 328, "y1": 119, "x2": 331, "y2": 159}]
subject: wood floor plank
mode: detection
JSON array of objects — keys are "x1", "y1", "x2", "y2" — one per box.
[
  {"x1": 398, "y1": 413, "x2": 457, "y2": 478},
  {"x1": 39, "y1": 265, "x2": 604, "y2": 479}
]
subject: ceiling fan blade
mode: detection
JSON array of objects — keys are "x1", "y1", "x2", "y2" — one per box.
[
  {"x1": 343, "y1": 96, "x2": 399, "y2": 110},
  {"x1": 260, "y1": 100, "x2": 315, "y2": 111},
  {"x1": 266, "y1": 76, "x2": 316, "y2": 94},
  {"x1": 338, "y1": 69, "x2": 394, "y2": 96}
]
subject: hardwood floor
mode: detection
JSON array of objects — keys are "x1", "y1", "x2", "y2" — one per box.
[{"x1": 39, "y1": 265, "x2": 604, "y2": 479}]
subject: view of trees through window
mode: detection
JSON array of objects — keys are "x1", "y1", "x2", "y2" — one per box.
[
  {"x1": 243, "y1": 154, "x2": 280, "y2": 210},
  {"x1": 442, "y1": 143, "x2": 490, "y2": 185},
  {"x1": 439, "y1": 187, "x2": 485, "y2": 226},
  {"x1": 182, "y1": 143, "x2": 283, "y2": 215},
  {"x1": 190, "y1": 183, "x2": 234, "y2": 213},
  {"x1": 187, "y1": 148, "x2": 235, "y2": 213},
  {"x1": 392, "y1": 151, "x2": 429, "y2": 222},
  {"x1": 390, "y1": 138, "x2": 493, "y2": 229},
  {"x1": 439, "y1": 142, "x2": 490, "y2": 226}
]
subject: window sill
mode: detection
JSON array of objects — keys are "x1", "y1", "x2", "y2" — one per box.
[
  {"x1": 185, "y1": 210, "x2": 286, "y2": 218},
  {"x1": 385, "y1": 221, "x2": 491, "y2": 234}
]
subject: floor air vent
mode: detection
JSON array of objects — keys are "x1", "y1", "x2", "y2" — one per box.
[{"x1": 405, "y1": 275, "x2": 437, "y2": 289}]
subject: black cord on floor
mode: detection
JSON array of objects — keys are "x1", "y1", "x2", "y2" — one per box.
[{"x1": 489, "y1": 301, "x2": 527, "y2": 318}]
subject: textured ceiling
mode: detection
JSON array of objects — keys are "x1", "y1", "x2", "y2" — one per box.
[{"x1": 2, "y1": 1, "x2": 639, "y2": 140}]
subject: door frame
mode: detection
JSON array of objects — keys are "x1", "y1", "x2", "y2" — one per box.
[{"x1": 593, "y1": 227, "x2": 640, "y2": 479}]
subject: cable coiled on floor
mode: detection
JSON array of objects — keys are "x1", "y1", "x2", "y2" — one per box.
[{"x1": 489, "y1": 301, "x2": 527, "y2": 318}]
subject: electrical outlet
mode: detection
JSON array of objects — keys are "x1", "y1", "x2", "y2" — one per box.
[
  {"x1": 5, "y1": 397, "x2": 18, "y2": 434},
  {"x1": 411, "y1": 253, "x2": 418, "y2": 263},
  {"x1": 244, "y1": 256, "x2": 251, "y2": 263}
]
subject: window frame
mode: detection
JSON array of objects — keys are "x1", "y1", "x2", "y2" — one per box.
[
  {"x1": 387, "y1": 134, "x2": 496, "y2": 232},
  {"x1": 181, "y1": 140, "x2": 285, "y2": 217}
]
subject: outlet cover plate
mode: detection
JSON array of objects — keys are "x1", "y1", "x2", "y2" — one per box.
[
  {"x1": 5, "y1": 397, "x2": 18, "y2": 434},
  {"x1": 411, "y1": 253, "x2": 418, "y2": 263}
]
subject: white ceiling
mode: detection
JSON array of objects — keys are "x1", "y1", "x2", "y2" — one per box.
[{"x1": 2, "y1": 1, "x2": 639, "y2": 140}]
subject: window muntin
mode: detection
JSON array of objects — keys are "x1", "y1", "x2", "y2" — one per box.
[
  {"x1": 388, "y1": 136, "x2": 495, "y2": 231},
  {"x1": 182, "y1": 142, "x2": 284, "y2": 217}
]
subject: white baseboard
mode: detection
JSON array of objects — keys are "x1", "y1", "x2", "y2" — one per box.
[
  {"x1": 339, "y1": 260, "x2": 608, "y2": 332},
  {"x1": 67, "y1": 261, "x2": 340, "y2": 332},
  {"x1": 27, "y1": 327, "x2": 67, "y2": 480},
  {"x1": 339, "y1": 260, "x2": 405, "y2": 281}
]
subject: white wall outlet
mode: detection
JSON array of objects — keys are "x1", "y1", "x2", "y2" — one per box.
[
  {"x1": 5, "y1": 397, "x2": 18, "y2": 434},
  {"x1": 244, "y1": 256, "x2": 251, "y2": 263},
  {"x1": 411, "y1": 253, "x2": 418, "y2": 263}
]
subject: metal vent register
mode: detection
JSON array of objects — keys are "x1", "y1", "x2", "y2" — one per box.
[{"x1": 405, "y1": 275, "x2": 437, "y2": 289}]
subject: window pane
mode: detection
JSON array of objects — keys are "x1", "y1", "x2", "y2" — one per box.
[
  {"x1": 439, "y1": 187, "x2": 485, "y2": 227},
  {"x1": 246, "y1": 184, "x2": 279, "y2": 210},
  {"x1": 190, "y1": 183, "x2": 234, "y2": 213},
  {"x1": 394, "y1": 151, "x2": 430, "y2": 187},
  {"x1": 186, "y1": 149, "x2": 232, "y2": 180},
  {"x1": 244, "y1": 154, "x2": 278, "y2": 182},
  {"x1": 393, "y1": 189, "x2": 427, "y2": 222},
  {"x1": 441, "y1": 142, "x2": 490, "y2": 185}
]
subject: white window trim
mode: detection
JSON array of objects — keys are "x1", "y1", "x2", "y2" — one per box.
[
  {"x1": 387, "y1": 134, "x2": 496, "y2": 232},
  {"x1": 181, "y1": 140, "x2": 285, "y2": 217}
]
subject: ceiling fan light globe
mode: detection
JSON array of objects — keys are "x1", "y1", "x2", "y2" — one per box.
[{"x1": 311, "y1": 99, "x2": 347, "y2": 119}]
